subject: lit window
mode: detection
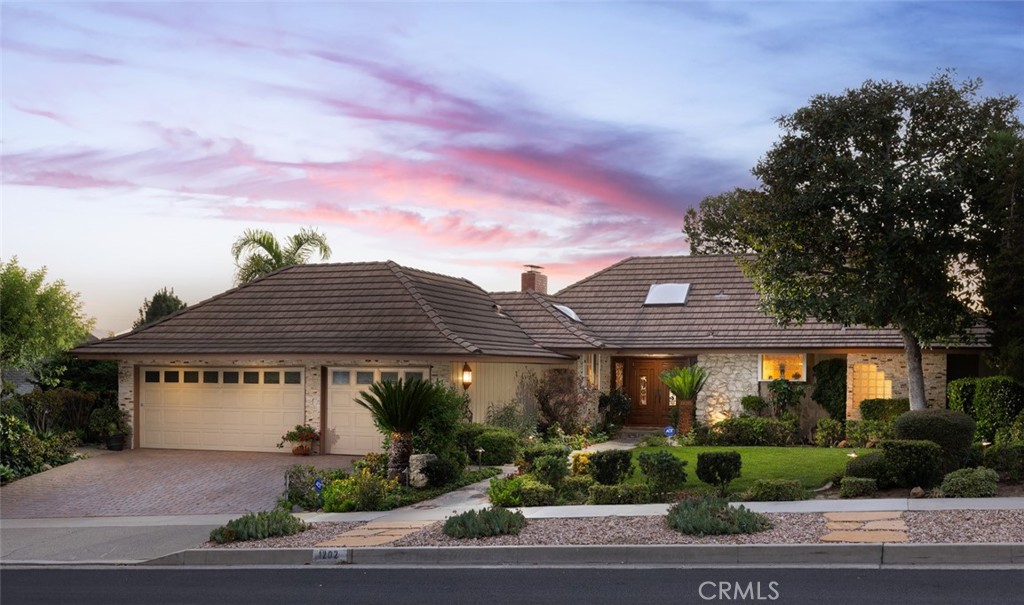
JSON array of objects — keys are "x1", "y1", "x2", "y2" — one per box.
[
  {"x1": 853, "y1": 363, "x2": 892, "y2": 411},
  {"x1": 759, "y1": 354, "x2": 806, "y2": 382}
]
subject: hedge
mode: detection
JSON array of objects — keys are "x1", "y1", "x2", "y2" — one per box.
[
  {"x1": 859, "y1": 398, "x2": 910, "y2": 423},
  {"x1": 973, "y1": 377, "x2": 1024, "y2": 441},
  {"x1": 892, "y1": 409, "x2": 975, "y2": 473}
]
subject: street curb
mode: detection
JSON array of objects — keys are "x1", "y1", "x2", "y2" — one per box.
[{"x1": 141, "y1": 543, "x2": 1024, "y2": 567}]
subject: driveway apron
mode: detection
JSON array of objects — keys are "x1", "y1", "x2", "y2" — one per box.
[{"x1": 0, "y1": 449, "x2": 356, "y2": 518}]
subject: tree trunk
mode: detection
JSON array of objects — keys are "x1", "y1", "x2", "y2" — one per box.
[
  {"x1": 677, "y1": 399, "x2": 695, "y2": 435},
  {"x1": 387, "y1": 432, "x2": 413, "y2": 484},
  {"x1": 901, "y1": 328, "x2": 928, "y2": 411}
]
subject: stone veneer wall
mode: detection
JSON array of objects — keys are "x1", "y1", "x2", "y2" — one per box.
[
  {"x1": 845, "y1": 351, "x2": 947, "y2": 419},
  {"x1": 118, "y1": 358, "x2": 447, "y2": 448},
  {"x1": 696, "y1": 353, "x2": 759, "y2": 424}
]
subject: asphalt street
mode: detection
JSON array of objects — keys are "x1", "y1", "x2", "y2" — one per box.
[{"x1": 2, "y1": 567, "x2": 1021, "y2": 605}]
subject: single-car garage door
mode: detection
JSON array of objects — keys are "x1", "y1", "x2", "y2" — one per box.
[
  {"x1": 326, "y1": 367, "x2": 427, "y2": 455},
  {"x1": 140, "y1": 367, "x2": 305, "y2": 452}
]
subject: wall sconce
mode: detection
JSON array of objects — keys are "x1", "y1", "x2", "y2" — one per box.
[{"x1": 461, "y1": 363, "x2": 473, "y2": 391}]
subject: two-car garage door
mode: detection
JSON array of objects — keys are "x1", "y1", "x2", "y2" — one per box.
[{"x1": 139, "y1": 368, "x2": 304, "y2": 453}]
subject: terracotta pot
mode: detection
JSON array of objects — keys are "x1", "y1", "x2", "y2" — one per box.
[{"x1": 291, "y1": 443, "x2": 312, "y2": 456}]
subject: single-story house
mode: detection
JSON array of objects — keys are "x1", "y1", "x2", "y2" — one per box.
[{"x1": 73, "y1": 255, "x2": 985, "y2": 453}]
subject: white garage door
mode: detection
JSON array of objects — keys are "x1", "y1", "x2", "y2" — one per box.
[
  {"x1": 140, "y1": 368, "x2": 305, "y2": 452},
  {"x1": 326, "y1": 368, "x2": 427, "y2": 456}
]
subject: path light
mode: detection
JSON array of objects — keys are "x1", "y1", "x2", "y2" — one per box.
[
  {"x1": 475, "y1": 447, "x2": 485, "y2": 468},
  {"x1": 461, "y1": 363, "x2": 473, "y2": 390},
  {"x1": 847, "y1": 451, "x2": 858, "y2": 458}
]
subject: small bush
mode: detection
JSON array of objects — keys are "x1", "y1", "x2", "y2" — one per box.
[
  {"x1": 473, "y1": 428, "x2": 522, "y2": 465},
  {"x1": 209, "y1": 509, "x2": 306, "y2": 544},
  {"x1": 880, "y1": 439, "x2": 943, "y2": 489},
  {"x1": 815, "y1": 418, "x2": 845, "y2": 447},
  {"x1": 322, "y1": 468, "x2": 399, "y2": 512},
  {"x1": 284, "y1": 465, "x2": 349, "y2": 510},
  {"x1": 995, "y1": 410, "x2": 1024, "y2": 445},
  {"x1": 569, "y1": 452, "x2": 592, "y2": 476},
  {"x1": 740, "y1": 395, "x2": 768, "y2": 416},
  {"x1": 587, "y1": 483, "x2": 653, "y2": 505},
  {"x1": 839, "y1": 477, "x2": 877, "y2": 498},
  {"x1": 442, "y1": 507, "x2": 526, "y2": 539},
  {"x1": 532, "y1": 455, "x2": 569, "y2": 487},
  {"x1": 696, "y1": 451, "x2": 742, "y2": 496},
  {"x1": 845, "y1": 452, "x2": 888, "y2": 486},
  {"x1": 666, "y1": 498, "x2": 771, "y2": 535},
  {"x1": 587, "y1": 449, "x2": 634, "y2": 485},
  {"x1": 695, "y1": 416, "x2": 797, "y2": 446},
  {"x1": 973, "y1": 376, "x2": 1024, "y2": 441},
  {"x1": 859, "y1": 398, "x2": 910, "y2": 423},
  {"x1": 486, "y1": 401, "x2": 537, "y2": 437},
  {"x1": 520, "y1": 476, "x2": 557, "y2": 506},
  {"x1": 486, "y1": 476, "x2": 524, "y2": 507},
  {"x1": 947, "y1": 378, "x2": 978, "y2": 418},
  {"x1": 352, "y1": 452, "x2": 387, "y2": 477},
  {"x1": 892, "y1": 409, "x2": 975, "y2": 473},
  {"x1": 935, "y1": 467, "x2": 998, "y2": 498},
  {"x1": 742, "y1": 479, "x2": 806, "y2": 502},
  {"x1": 598, "y1": 390, "x2": 631, "y2": 429},
  {"x1": 517, "y1": 443, "x2": 570, "y2": 474},
  {"x1": 558, "y1": 475, "x2": 595, "y2": 503},
  {"x1": 983, "y1": 443, "x2": 1024, "y2": 483},
  {"x1": 844, "y1": 420, "x2": 894, "y2": 447},
  {"x1": 637, "y1": 451, "x2": 688, "y2": 495},
  {"x1": 422, "y1": 457, "x2": 462, "y2": 487},
  {"x1": 636, "y1": 435, "x2": 671, "y2": 448},
  {"x1": 0, "y1": 414, "x2": 79, "y2": 480}
]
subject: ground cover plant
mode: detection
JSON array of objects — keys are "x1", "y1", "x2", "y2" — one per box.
[
  {"x1": 209, "y1": 508, "x2": 307, "y2": 544},
  {"x1": 665, "y1": 497, "x2": 771, "y2": 535},
  {"x1": 443, "y1": 507, "x2": 526, "y2": 539}
]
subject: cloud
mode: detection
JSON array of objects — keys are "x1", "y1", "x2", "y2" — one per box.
[
  {"x1": 1, "y1": 39, "x2": 123, "y2": 66},
  {"x1": 13, "y1": 105, "x2": 73, "y2": 126}
]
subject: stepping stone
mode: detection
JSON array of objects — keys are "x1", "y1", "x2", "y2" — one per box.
[
  {"x1": 820, "y1": 530, "x2": 908, "y2": 543},
  {"x1": 317, "y1": 535, "x2": 402, "y2": 547},
  {"x1": 824, "y1": 511, "x2": 902, "y2": 522},
  {"x1": 862, "y1": 520, "x2": 908, "y2": 531},
  {"x1": 825, "y1": 521, "x2": 864, "y2": 530},
  {"x1": 361, "y1": 520, "x2": 432, "y2": 530}
]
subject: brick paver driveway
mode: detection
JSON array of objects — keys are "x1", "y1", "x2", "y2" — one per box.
[{"x1": 0, "y1": 449, "x2": 357, "y2": 519}]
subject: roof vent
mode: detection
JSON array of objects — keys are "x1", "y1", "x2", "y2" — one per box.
[
  {"x1": 552, "y1": 303, "x2": 581, "y2": 322},
  {"x1": 644, "y1": 283, "x2": 690, "y2": 305}
]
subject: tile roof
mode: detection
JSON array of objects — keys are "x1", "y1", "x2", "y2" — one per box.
[
  {"x1": 490, "y1": 291, "x2": 606, "y2": 350},
  {"x1": 73, "y1": 262, "x2": 568, "y2": 359}
]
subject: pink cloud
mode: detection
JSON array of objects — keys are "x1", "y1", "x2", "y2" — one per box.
[
  {"x1": 13, "y1": 105, "x2": 73, "y2": 126},
  {"x1": 2, "y1": 39, "x2": 123, "y2": 66}
]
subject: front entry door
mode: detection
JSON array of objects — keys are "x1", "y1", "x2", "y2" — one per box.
[{"x1": 623, "y1": 358, "x2": 694, "y2": 426}]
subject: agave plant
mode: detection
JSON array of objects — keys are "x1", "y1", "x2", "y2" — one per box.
[
  {"x1": 660, "y1": 366, "x2": 711, "y2": 434},
  {"x1": 355, "y1": 378, "x2": 440, "y2": 482}
]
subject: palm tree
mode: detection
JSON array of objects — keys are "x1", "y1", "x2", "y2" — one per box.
[
  {"x1": 660, "y1": 365, "x2": 710, "y2": 435},
  {"x1": 230, "y1": 227, "x2": 332, "y2": 284},
  {"x1": 355, "y1": 378, "x2": 440, "y2": 482}
]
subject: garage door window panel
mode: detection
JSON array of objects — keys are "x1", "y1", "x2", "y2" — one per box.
[
  {"x1": 223, "y1": 372, "x2": 239, "y2": 384},
  {"x1": 203, "y1": 371, "x2": 219, "y2": 383},
  {"x1": 184, "y1": 371, "x2": 199, "y2": 383},
  {"x1": 264, "y1": 371, "x2": 280, "y2": 384},
  {"x1": 243, "y1": 371, "x2": 260, "y2": 384}
]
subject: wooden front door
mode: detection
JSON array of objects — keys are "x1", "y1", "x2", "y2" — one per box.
[{"x1": 624, "y1": 359, "x2": 678, "y2": 426}]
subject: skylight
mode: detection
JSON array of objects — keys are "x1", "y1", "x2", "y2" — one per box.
[
  {"x1": 644, "y1": 283, "x2": 690, "y2": 305},
  {"x1": 552, "y1": 303, "x2": 582, "y2": 322}
]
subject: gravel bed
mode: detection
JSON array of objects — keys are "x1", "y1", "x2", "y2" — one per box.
[
  {"x1": 392, "y1": 514, "x2": 827, "y2": 547},
  {"x1": 906, "y1": 510, "x2": 1024, "y2": 543},
  {"x1": 201, "y1": 522, "x2": 365, "y2": 549}
]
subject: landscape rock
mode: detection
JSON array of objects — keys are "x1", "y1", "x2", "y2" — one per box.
[
  {"x1": 910, "y1": 487, "x2": 925, "y2": 498},
  {"x1": 408, "y1": 454, "x2": 438, "y2": 488}
]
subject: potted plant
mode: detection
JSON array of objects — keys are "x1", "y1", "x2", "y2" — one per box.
[
  {"x1": 278, "y1": 424, "x2": 320, "y2": 455},
  {"x1": 88, "y1": 406, "x2": 132, "y2": 451}
]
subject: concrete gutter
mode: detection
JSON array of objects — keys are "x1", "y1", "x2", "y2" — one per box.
[{"x1": 141, "y1": 543, "x2": 1024, "y2": 568}]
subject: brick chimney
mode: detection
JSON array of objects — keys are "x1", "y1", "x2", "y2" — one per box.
[{"x1": 521, "y1": 265, "x2": 548, "y2": 294}]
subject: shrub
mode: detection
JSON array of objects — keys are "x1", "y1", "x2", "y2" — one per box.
[
  {"x1": 570, "y1": 452, "x2": 592, "y2": 476},
  {"x1": 558, "y1": 475, "x2": 595, "y2": 503},
  {"x1": 532, "y1": 455, "x2": 569, "y2": 487},
  {"x1": 839, "y1": 477, "x2": 877, "y2": 498},
  {"x1": 587, "y1": 483, "x2": 653, "y2": 505},
  {"x1": 947, "y1": 378, "x2": 978, "y2": 418},
  {"x1": 520, "y1": 476, "x2": 557, "y2": 506},
  {"x1": 636, "y1": 451, "x2": 688, "y2": 495},
  {"x1": 812, "y1": 358, "x2": 847, "y2": 421},
  {"x1": 587, "y1": 449, "x2": 634, "y2": 485},
  {"x1": 0, "y1": 414, "x2": 78, "y2": 479},
  {"x1": 892, "y1": 409, "x2": 975, "y2": 473},
  {"x1": 517, "y1": 443, "x2": 570, "y2": 474},
  {"x1": 455, "y1": 423, "x2": 491, "y2": 456},
  {"x1": 209, "y1": 509, "x2": 306, "y2": 544},
  {"x1": 859, "y1": 398, "x2": 910, "y2": 423},
  {"x1": 844, "y1": 452, "x2": 888, "y2": 486},
  {"x1": 844, "y1": 420, "x2": 894, "y2": 447},
  {"x1": 740, "y1": 395, "x2": 768, "y2": 417},
  {"x1": 534, "y1": 369, "x2": 599, "y2": 434},
  {"x1": 995, "y1": 411, "x2": 1024, "y2": 445},
  {"x1": 666, "y1": 498, "x2": 771, "y2": 535},
  {"x1": 741, "y1": 479, "x2": 806, "y2": 502},
  {"x1": 880, "y1": 439, "x2": 943, "y2": 488},
  {"x1": 473, "y1": 427, "x2": 522, "y2": 465},
  {"x1": 352, "y1": 452, "x2": 387, "y2": 477},
  {"x1": 696, "y1": 451, "x2": 742, "y2": 496},
  {"x1": 696, "y1": 417, "x2": 797, "y2": 446},
  {"x1": 983, "y1": 443, "x2": 1024, "y2": 483},
  {"x1": 88, "y1": 405, "x2": 130, "y2": 439},
  {"x1": 423, "y1": 457, "x2": 462, "y2": 487},
  {"x1": 486, "y1": 476, "x2": 524, "y2": 507},
  {"x1": 485, "y1": 401, "x2": 536, "y2": 437},
  {"x1": 442, "y1": 507, "x2": 526, "y2": 539},
  {"x1": 935, "y1": 467, "x2": 998, "y2": 498},
  {"x1": 814, "y1": 418, "x2": 845, "y2": 447},
  {"x1": 973, "y1": 376, "x2": 1024, "y2": 441},
  {"x1": 598, "y1": 389, "x2": 631, "y2": 430},
  {"x1": 766, "y1": 379, "x2": 804, "y2": 418},
  {"x1": 637, "y1": 435, "x2": 671, "y2": 448},
  {"x1": 284, "y1": 465, "x2": 349, "y2": 510},
  {"x1": 322, "y1": 468, "x2": 399, "y2": 512},
  {"x1": 412, "y1": 382, "x2": 471, "y2": 469}
]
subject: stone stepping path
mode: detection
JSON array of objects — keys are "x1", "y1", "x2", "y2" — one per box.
[
  {"x1": 315, "y1": 520, "x2": 433, "y2": 547},
  {"x1": 820, "y1": 511, "x2": 908, "y2": 543}
]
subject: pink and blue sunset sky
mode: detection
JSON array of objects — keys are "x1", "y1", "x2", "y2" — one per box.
[{"x1": 2, "y1": 1, "x2": 1022, "y2": 335}]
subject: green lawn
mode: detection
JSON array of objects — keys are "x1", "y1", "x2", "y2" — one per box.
[{"x1": 630, "y1": 446, "x2": 869, "y2": 494}]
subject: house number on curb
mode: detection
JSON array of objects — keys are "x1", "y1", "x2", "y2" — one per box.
[{"x1": 312, "y1": 548, "x2": 348, "y2": 564}]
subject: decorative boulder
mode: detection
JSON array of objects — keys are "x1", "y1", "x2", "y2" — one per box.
[
  {"x1": 910, "y1": 486, "x2": 925, "y2": 498},
  {"x1": 408, "y1": 454, "x2": 438, "y2": 488}
]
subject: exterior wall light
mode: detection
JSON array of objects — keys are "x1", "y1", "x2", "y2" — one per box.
[{"x1": 461, "y1": 363, "x2": 473, "y2": 391}]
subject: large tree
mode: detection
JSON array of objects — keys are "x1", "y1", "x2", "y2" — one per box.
[
  {"x1": 231, "y1": 227, "x2": 332, "y2": 284},
  {"x1": 134, "y1": 287, "x2": 187, "y2": 329},
  {"x1": 1, "y1": 258, "x2": 94, "y2": 375},
  {"x1": 684, "y1": 73, "x2": 1021, "y2": 410}
]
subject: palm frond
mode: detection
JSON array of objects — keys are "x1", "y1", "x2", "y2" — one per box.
[
  {"x1": 285, "y1": 227, "x2": 332, "y2": 265},
  {"x1": 355, "y1": 378, "x2": 439, "y2": 434},
  {"x1": 660, "y1": 365, "x2": 710, "y2": 400}
]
